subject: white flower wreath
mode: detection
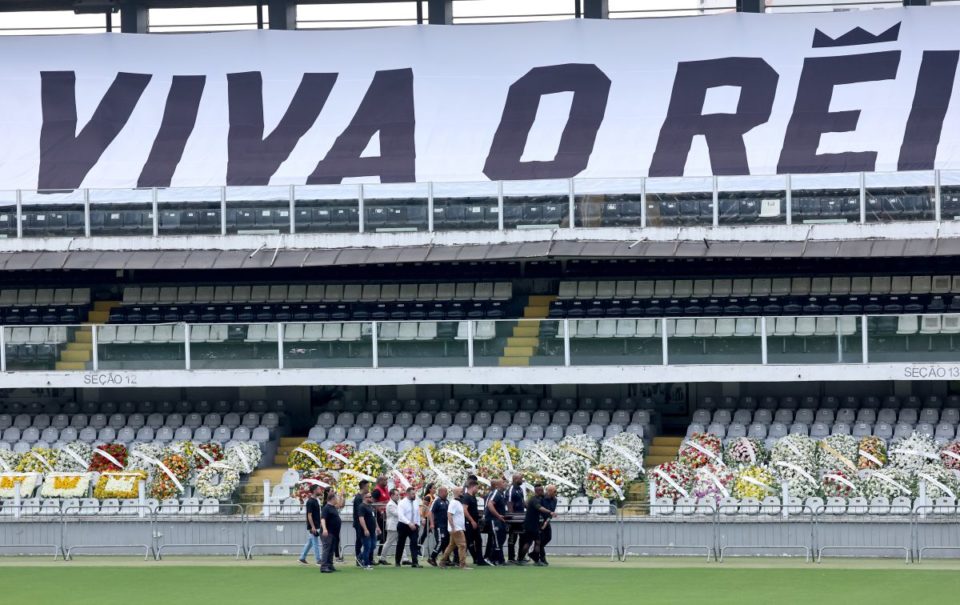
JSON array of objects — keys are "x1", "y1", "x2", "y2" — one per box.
[{"x1": 195, "y1": 463, "x2": 240, "y2": 500}]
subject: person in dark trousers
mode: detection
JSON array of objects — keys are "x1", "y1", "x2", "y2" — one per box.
[
  {"x1": 418, "y1": 483, "x2": 435, "y2": 557},
  {"x1": 518, "y1": 485, "x2": 556, "y2": 564},
  {"x1": 372, "y1": 475, "x2": 390, "y2": 563},
  {"x1": 319, "y1": 491, "x2": 341, "y2": 573},
  {"x1": 351, "y1": 480, "x2": 370, "y2": 566},
  {"x1": 461, "y1": 480, "x2": 487, "y2": 566},
  {"x1": 297, "y1": 484, "x2": 323, "y2": 566},
  {"x1": 507, "y1": 473, "x2": 526, "y2": 562},
  {"x1": 485, "y1": 479, "x2": 508, "y2": 565},
  {"x1": 427, "y1": 486, "x2": 450, "y2": 566},
  {"x1": 537, "y1": 485, "x2": 558, "y2": 566},
  {"x1": 358, "y1": 492, "x2": 379, "y2": 570},
  {"x1": 395, "y1": 486, "x2": 423, "y2": 568}
]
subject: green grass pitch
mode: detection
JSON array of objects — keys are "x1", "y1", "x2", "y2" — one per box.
[{"x1": 2, "y1": 558, "x2": 959, "y2": 605}]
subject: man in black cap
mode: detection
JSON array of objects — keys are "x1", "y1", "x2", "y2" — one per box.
[
  {"x1": 352, "y1": 479, "x2": 370, "y2": 567},
  {"x1": 506, "y1": 474, "x2": 525, "y2": 563},
  {"x1": 461, "y1": 480, "x2": 487, "y2": 566}
]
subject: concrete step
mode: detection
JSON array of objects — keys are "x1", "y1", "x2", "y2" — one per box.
[
  {"x1": 502, "y1": 345, "x2": 535, "y2": 357},
  {"x1": 60, "y1": 349, "x2": 91, "y2": 363},
  {"x1": 55, "y1": 361, "x2": 87, "y2": 371},
  {"x1": 498, "y1": 357, "x2": 529, "y2": 367},
  {"x1": 93, "y1": 301, "x2": 120, "y2": 313},
  {"x1": 505, "y1": 336, "x2": 539, "y2": 348},
  {"x1": 74, "y1": 331, "x2": 93, "y2": 344},
  {"x1": 522, "y1": 306, "x2": 550, "y2": 319},
  {"x1": 512, "y1": 325, "x2": 540, "y2": 338},
  {"x1": 280, "y1": 437, "x2": 307, "y2": 446},
  {"x1": 652, "y1": 436, "x2": 684, "y2": 447},
  {"x1": 66, "y1": 342, "x2": 92, "y2": 352},
  {"x1": 528, "y1": 295, "x2": 557, "y2": 306},
  {"x1": 87, "y1": 311, "x2": 110, "y2": 323},
  {"x1": 644, "y1": 455, "x2": 676, "y2": 466}
]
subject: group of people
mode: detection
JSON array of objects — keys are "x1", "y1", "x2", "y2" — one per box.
[{"x1": 297, "y1": 473, "x2": 559, "y2": 572}]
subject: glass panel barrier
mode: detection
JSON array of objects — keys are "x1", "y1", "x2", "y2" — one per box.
[
  {"x1": 865, "y1": 170, "x2": 934, "y2": 223},
  {"x1": 21, "y1": 190, "x2": 86, "y2": 238},
  {"x1": 665, "y1": 317, "x2": 762, "y2": 364},
  {"x1": 363, "y1": 183, "x2": 428, "y2": 233},
  {"x1": 293, "y1": 184, "x2": 360, "y2": 234},
  {"x1": 188, "y1": 323, "x2": 278, "y2": 370},
  {"x1": 226, "y1": 186, "x2": 290, "y2": 235},
  {"x1": 940, "y1": 170, "x2": 960, "y2": 221},
  {"x1": 645, "y1": 176, "x2": 713, "y2": 227},
  {"x1": 866, "y1": 314, "x2": 960, "y2": 362},
  {"x1": 767, "y1": 315, "x2": 862, "y2": 364},
  {"x1": 0, "y1": 190, "x2": 16, "y2": 238},
  {"x1": 432, "y1": 181, "x2": 499, "y2": 232},
  {"x1": 158, "y1": 187, "x2": 222, "y2": 236},
  {"x1": 376, "y1": 320, "x2": 467, "y2": 367},
  {"x1": 718, "y1": 174, "x2": 787, "y2": 226},
  {"x1": 89, "y1": 188, "x2": 153, "y2": 237},
  {"x1": 502, "y1": 180, "x2": 568, "y2": 230},
  {"x1": 573, "y1": 178, "x2": 644, "y2": 228},
  {"x1": 790, "y1": 172, "x2": 860, "y2": 224},
  {"x1": 568, "y1": 318, "x2": 663, "y2": 365},
  {"x1": 97, "y1": 323, "x2": 185, "y2": 370},
  {"x1": 473, "y1": 319, "x2": 564, "y2": 366},
  {"x1": 283, "y1": 321, "x2": 373, "y2": 368},
  {"x1": 3, "y1": 325, "x2": 89, "y2": 371}
]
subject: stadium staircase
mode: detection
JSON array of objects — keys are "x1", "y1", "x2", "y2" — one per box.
[
  {"x1": 621, "y1": 435, "x2": 684, "y2": 515},
  {"x1": 55, "y1": 300, "x2": 120, "y2": 371},
  {"x1": 498, "y1": 295, "x2": 556, "y2": 367},
  {"x1": 239, "y1": 436, "x2": 305, "y2": 515}
]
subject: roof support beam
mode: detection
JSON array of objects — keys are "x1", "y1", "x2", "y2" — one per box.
[
  {"x1": 583, "y1": 0, "x2": 608, "y2": 19},
  {"x1": 267, "y1": 0, "x2": 296, "y2": 29},
  {"x1": 120, "y1": 1, "x2": 148, "y2": 33},
  {"x1": 903, "y1": 0, "x2": 931, "y2": 6},
  {"x1": 427, "y1": 0, "x2": 452, "y2": 24},
  {"x1": 736, "y1": 0, "x2": 763, "y2": 12}
]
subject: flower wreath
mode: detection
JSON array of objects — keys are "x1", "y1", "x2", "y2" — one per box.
[{"x1": 195, "y1": 463, "x2": 241, "y2": 500}]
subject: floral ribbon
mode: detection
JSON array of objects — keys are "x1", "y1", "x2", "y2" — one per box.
[
  {"x1": 741, "y1": 439, "x2": 757, "y2": 465},
  {"x1": 233, "y1": 446, "x2": 253, "y2": 473},
  {"x1": 682, "y1": 440, "x2": 724, "y2": 466},
  {"x1": 424, "y1": 448, "x2": 453, "y2": 487},
  {"x1": 440, "y1": 448, "x2": 476, "y2": 468},
  {"x1": 823, "y1": 473, "x2": 857, "y2": 491},
  {"x1": 325, "y1": 449, "x2": 351, "y2": 465},
  {"x1": 918, "y1": 472, "x2": 956, "y2": 500},
  {"x1": 739, "y1": 475, "x2": 775, "y2": 493},
  {"x1": 652, "y1": 468, "x2": 689, "y2": 499},
  {"x1": 782, "y1": 440, "x2": 804, "y2": 459},
  {"x1": 94, "y1": 448, "x2": 125, "y2": 470},
  {"x1": 702, "y1": 469, "x2": 730, "y2": 498},
  {"x1": 820, "y1": 442, "x2": 857, "y2": 472},
  {"x1": 867, "y1": 470, "x2": 911, "y2": 495},
  {"x1": 942, "y1": 450, "x2": 960, "y2": 464},
  {"x1": 889, "y1": 447, "x2": 939, "y2": 462},
  {"x1": 560, "y1": 445, "x2": 593, "y2": 462},
  {"x1": 588, "y1": 468, "x2": 624, "y2": 500},
  {"x1": 130, "y1": 451, "x2": 183, "y2": 493},
  {"x1": 208, "y1": 461, "x2": 234, "y2": 472},
  {"x1": 500, "y1": 442, "x2": 515, "y2": 473},
  {"x1": 30, "y1": 452, "x2": 54, "y2": 473},
  {"x1": 858, "y1": 449, "x2": 884, "y2": 467},
  {"x1": 340, "y1": 469, "x2": 376, "y2": 482},
  {"x1": 539, "y1": 470, "x2": 577, "y2": 490},
  {"x1": 0, "y1": 458, "x2": 11, "y2": 473},
  {"x1": 367, "y1": 450, "x2": 409, "y2": 489},
  {"x1": 195, "y1": 448, "x2": 216, "y2": 465},
  {"x1": 474, "y1": 475, "x2": 492, "y2": 487},
  {"x1": 603, "y1": 443, "x2": 643, "y2": 471},
  {"x1": 774, "y1": 461, "x2": 817, "y2": 485},
  {"x1": 530, "y1": 448, "x2": 551, "y2": 464},
  {"x1": 298, "y1": 478, "x2": 331, "y2": 489},
  {"x1": 61, "y1": 445, "x2": 90, "y2": 470},
  {"x1": 294, "y1": 447, "x2": 326, "y2": 470}
]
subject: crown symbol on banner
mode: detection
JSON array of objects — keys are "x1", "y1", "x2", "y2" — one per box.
[{"x1": 812, "y1": 22, "x2": 900, "y2": 48}]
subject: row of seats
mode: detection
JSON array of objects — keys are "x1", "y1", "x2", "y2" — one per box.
[
  {"x1": 107, "y1": 301, "x2": 510, "y2": 324},
  {"x1": 323, "y1": 396, "x2": 657, "y2": 415},
  {"x1": 270, "y1": 494, "x2": 613, "y2": 517},
  {"x1": 698, "y1": 394, "x2": 959, "y2": 411},
  {"x1": 653, "y1": 495, "x2": 946, "y2": 516},
  {"x1": 695, "y1": 407, "x2": 960, "y2": 427},
  {"x1": 0, "y1": 288, "x2": 91, "y2": 307},
  {"x1": 564, "y1": 317, "x2": 859, "y2": 339},
  {"x1": 315, "y1": 409, "x2": 653, "y2": 430},
  {"x1": 548, "y1": 294, "x2": 955, "y2": 319},
  {"x1": 1, "y1": 307, "x2": 87, "y2": 325},
  {"x1": 309, "y1": 422, "x2": 642, "y2": 444},
  {"x1": 0, "y1": 498, "x2": 222, "y2": 516},
  {"x1": 122, "y1": 282, "x2": 513, "y2": 306},
  {"x1": 0, "y1": 411, "x2": 281, "y2": 431},
  {"x1": 558, "y1": 276, "x2": 960, "y2": 300},
  {"x1": 0, "y1": 399, "x2": 285, "y2": 416},
  {"x1": 0, "y1": 424, "x2": 274, "y2": 446},
  {"x1": 687, "y1": 420, "x2": 958, "y2": 446},
  {"x1": 5, "y1": 327, "x2": 69, "y2": 345}
]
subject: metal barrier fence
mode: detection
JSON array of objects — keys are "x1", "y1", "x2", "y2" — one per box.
[{"x1": 3, "y1": 504, "x2": 960, "y2": 562}]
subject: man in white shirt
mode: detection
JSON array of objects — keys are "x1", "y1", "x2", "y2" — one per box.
[
  {"x1": 439, "y1": 487, "x2": 470, "y2": 569},
  {"x1": 394, "y1": 486, "x2": 423, "y2": 568},
  {"x1": 378, "y1": 489, "x2": 401, "y2": 565}
]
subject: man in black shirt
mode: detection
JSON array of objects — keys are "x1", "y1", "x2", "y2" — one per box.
[
  {"x1": 518, "y1": 485, "x2": 556, "y2": 564},
  {"x1": 298, "y1": 484, "x2": 323, "y2": 566},
  {"x1": 319, "y1": 491, "x2": 342, "y2": 573},
  {"x1": 485, "y1": 479, "x2": 508, "y2": 565},
  {"x1": 358, "y1": 492, "x2": 379, "y2": 569},
  {"x1": 507, "y1": 474, "x2": 525, "y2": 562},
  {"x1": 427, "y1": 487, "x2": 450, "y2": 566},
  {"x1": 351, "y1": 480, "x2": 370, "y2": 567},
  {"x1": 537, "y1": 485, "x2": 558, "y2": 566},
  {"x1": 461, "y1": 481, "x2": 487, "y2": 566}
]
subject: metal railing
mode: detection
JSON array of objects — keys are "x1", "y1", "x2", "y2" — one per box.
[{"x1": 1, "y1": 169, "x2": 956, "y2": 240}]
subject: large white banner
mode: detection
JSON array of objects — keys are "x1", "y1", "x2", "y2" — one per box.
[{"x1": 1, "y1": 7, "x2": 959, "y2": 190}]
